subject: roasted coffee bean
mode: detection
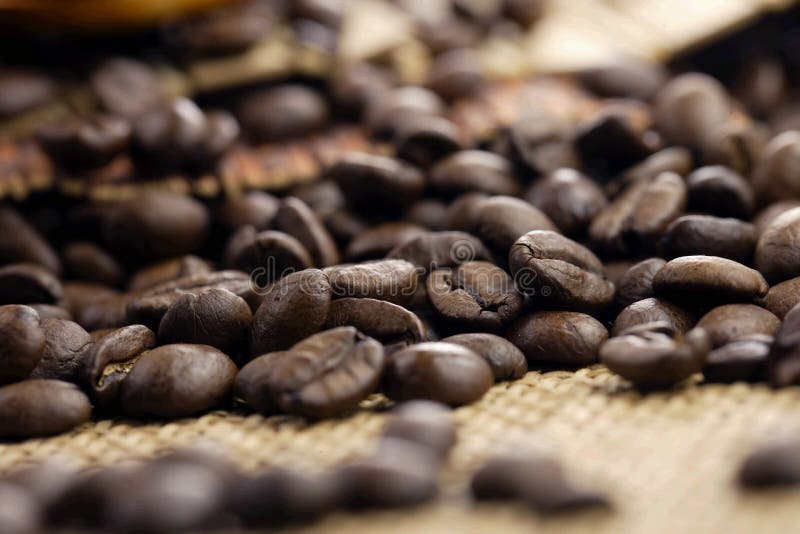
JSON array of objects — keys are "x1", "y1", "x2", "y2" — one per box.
[
  {"x1": 127, "y1": 255, "x2": 212, "y2": 292},
  {"x1": 506, "y1": 312, "x2": 607, "y2": 367},
  {"x1": 615, "y1": 258, "x2": 666, "y2": 308},
  {"x1": 327, "y1": 152, "x2": 426, "y2": 214},
  {"x1": 0, "y1": 380, "x2": 91, "y2": 437},
  {"x1": 102, "y1": 191, "x2": 209, "y2": 262},
  {"x1": 83, "y1": 325, "x2": 157, "y2": 411},
  {"x1": 700, "y1": 121, "x2": 767, "y2": 175},
  {"x1": 323, "y1": 259, "x2": 419, "y2": 306},
  {"x1": 439, "y1": 333, "x2": 525, "y2": 381},
  {"x1": 430, "y1": 150, "x2": 518, "y2": 197},
  {"x1": 574, "y1": 109, "x2": 652, "y2": 178},
  {"x1": 755, "y1": 207, "x2": 800, "y2": 283},
  {"x1": 36, "y1": 114, "x2": 130, "y2": 170},
  {"x1": 736, "y1": 56, "x2": 786, "y2": 118},
  {"x1": 63, "y1": 282, "x2": 128, "y2": 331},
  {"x1": 0, "y1": 206, "x2": 61, "y2": 275},
  {"x1": 704, "y1": 335, "x2": 771, "y2": 383},
  {"x1": 525, "y1": 169, "x2": 606, "y2": 237},
  {"x1": 601, "y1": 324, "x2": 711, "y2": 389},
  {"x1": 364, "y1": 86, "x2": 444, "y2": 138},
  {"x1": 325, "y1": 298, "x2": 426, "y2": 353},
  {"x1": 471, "y1": 451, "x2": 609, "y2": 514},
  {"x1": 248, "y1": 269, "x2": 332, "y2": 357},
  {"x1": 238, "y1": 327, "x2": 384, "y2": 418},
  {"x1": 274, "y1": 197, "x2": 340, "y2": 267},
  {"x1": 329, "y1": 62, "x2": 394, "y2": 115},
  {"x1": 237, "y1": 85, "x2": 328, "y2": 142},
  {"x1": 686, "y1": 166, "x2": 755, "y2": 219},
  {"x1": 224, "y1": 226, "x2": 313, "y2": 277},
  {"x1": 0, "y1": 263, "x2": 63, "y2": 305},
  {"x1": 752, "y1": 131, "x2": 800, "y2": 203},
  {"x1": 405, "y1": 200, "x2": 449, "y2": 231},
  {"x1": 215, "y1": 191, "x2": 280, "y2": 231},
  {"x1": 62, "y1": 242, "x2": 124, "y2": 287},
  {"x1": 509, "y1": 230, "x2": 614, "y2": 312},
  {"x1": 234, "y1": 351, "x2": 288, "y2": 413},
  {"x1": 388, "y1": 231, "x2": 491, "y2": 273},
  {"x1": 0, "y1": 481, "x2": 43, "y2": 532},
  {"x1": 762, "y1": 276, "x2": 800, "y2": 319},
  {"x1": 658, "y1": 215, "x2": 757, "y2": 263},
  {"x1": 612, "y1": 297, "x2": 694, "y2": 336},
  {"x1": 501, "y1": 115, "x2": 580, "y2": 176},
  {"x1": 29, "y1": 319, "x2": 92, "y2": 383},
  {"x1": 28, "y1": 304, "x2": 71, "y2": 321},
  {"x1": 652, "y1": 255, "x2": 768, "y2": 305},
  {"x1": 158, "y1": 288, "x2": 253, "y2": 353},
  {"x1": 0, "y1": 68, "x2": 55, "y2": 117},
  {"x1": 767, "y1": 303, "x2": 800, "y2": 387},
  {"x1": 0, "y1": 305, "x2": 44, "y2": 385},
  {"x1": 120, "y1": 344, "x2": 237, "y2": 418},
  {"x1": 289, "y1": 180, "x2": 346, "y2": 220},
  {"x1": 395, "y1": 116, "x2": 463, "y2": 169},
  {"x1": 384, "y1": 342, "x2": 492, "y2": 406},
  {"x1": 325, "y1": 210, "x2": 369, "y2": 245},
  {"x1": 589, "y1": 172, "x2": 687, "y2": 257},
  {"x1": 427, "y1": 261, "x2": 522, "y2": 332},
  {"x1": 615, "y1": 147, "x2": 693, "y2": 193},
  {"x1": 739, "y1": 437, "x2": 800, "y2": 487},
  {"x1": 426, "y1": 48, "x2": 484, "y2": 100},
  {"x1": 381, "y1": 401, "x2": 457, "y2": 457},
  {"x1": 470, "y1": 197, "x2": 559, "y2": 259},
  {"x1": 578, "y1": 57, "x2": 666, "y2": 100},
  {"x1": 753, "y1": 200, "x2": 800, "y2": 234},
  {"x1": 696, "y1": 304, "x2": 780, "y2": 348},
  {"x1": 90, "y1": 57, "x2": 164, "y2": 119}
]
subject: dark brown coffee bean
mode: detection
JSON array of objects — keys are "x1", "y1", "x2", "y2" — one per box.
[
  {"x1": 381, "y1": 401, "x2": 456, "y2": 457},
  {"x1": 102, "y1": 191, "x2": 209, "y2": 261},
  {"x1": 395, "y1": 116, "x2": 463, "y2": 169},
  {"x1": 36, "y1": 114, "x2": 130, "y2": 170},
  {"x1": 658, "y1": 215, "x2": 757, "y2": 263},
  {"x1": 615, "y1": 258, "x2": 665, "y2": 308},
  {"x1": 696, "y1": 304, "x2": 780, "y2": 348},
  {"x1": 754, "y1": 200, "x2": 800, "y2": 234},
  {"x1": 578, "y1": 57, "x2": 666, "y2": 100},
  {"x1": 237, "y1": 85, "x2": 328, "y2": 142},
  {"x1": 430, "y1": 150, "x2": 518, "y2": 197},
  {"x1": 509, "y1": 230, "x2": 614, "y2": 312},
  {"x1": 0, "y1": 305, "x2": 44, "y2": 385},
  {"x1": 62, "y1": 242, "x2": 124, "y2": 287},
  {"x1": 653, "y1": 255, "x2": 769, "y2": 305},
  {"x1": 438, "y1": 333, "x2": 524, "y2": 381},
  {"x1": 289, "y1": 180, "x2": 346, "y2": 220},
  {"x1": 325, "y1": 298, "x2": 426, "y2": 353},
  {"x1": 506, "y1": 312, "x2": 607, "y2": 367},
  {"x1": 0, "y1": 379, "x2": 91, "y2": 437},
  {"x1": 614, "y1": 147, "x2": 692, "y2": 193},
  {"x1": 404, "y1": 200, "x2": 449, "y2": 231},
  {"x1": 589, "y1": 172, "x2": 687, "y2": 257},
  {"x1": 274, "y1": 197, "x2": 340, "y2": 267},
  {"x1": 755, "y1": 207, "x2": 800, "y2": 283},
  {"x1": 215, "y1": 191, "x2": 279, "y2": 231},
  {"x1": 29, "y1": 319, "x2": 92, "y2": 383},
  {"x1": 327, "y1": 152, "x2": 426, "y2": 214},
  {"x1": 500, "y1": 115, "x2": 579, "y2": 176},
  {"x1": 612, "y1": 297, "x2": 694, "y2": 336},
  {"x1": 384, "y1": 342, "x2": 492, "y2": 406},
  {"x1": 364, "y1": 86, "x2": 444, "y2": 137},
  {"x1": 472, "y1": 196, "x2": 557, "y2": 256},
  {"x1": 248, "y1": 269, "x2": 332, "y2": 357},
  {"x1": 601, "y1": 324, "x2": 710, "y2": 389},
  {"x1": 120, "y1": 344, "x2": 237, "y2": 418},
  {"x1": 325, "y1": 210, "x2": 369, "y2": 245},
  {"x1": 525, "y1": 169, "x2": 606, "y2": 237},
  {"x1": 324, "y1": 259, "x2": 419, "y2": 306},
  {"x1": 329, "y1": 62, "x2": 394, "y2": 115},
  {"x1": 752, "y1": 131, "x2": 800, "y2": 203},
  {"x1": 445, "y1": 193, "x2": 488, "y2": 232},
  {"x1": 127, "y1": 255, "x2": 212, "y2": 292},
  {"x1": 767, "y1": 303, "x2": 800, "y2": 387},
  {"x1": 90, "y1": 58, "x2": 164, "y2": 119},
  {"x1": 739, "y1": 437, "x2": 800, "y2": 487},
  {"x1": 158, "y1": 288, "x2": 252, "y2": 353},
  {"x1": 234, "y1": 351, "x2": 288, "y2": 413},
  {"x1": 0, "y1": 68, "x2": 55, "y2": 117},
  {"x1": 762, "y1": 276, "x2": 800, "y2": 319},
  {"x1": 225, "y1": 226, "x2": 313, "y2": 278},
  {"x1": 0, "y1": 482, "x2": 42, "y2": 533},
  {"x1": 0, "y1": 263, "x2": 63, "y2": 305},
  {"x1": 704, "y1": 336, "x2": 771, "y2": 383},
  {"x1": 686, "y1": 165, "x2": 755, "y2": 219},
  {"x1": 426, "y1": 48, "x2": 484, "y2": 100},
  {"x1": 654, "y1": 73, "x2": 731, "y2": 149},
  {"x1": 64, "y1": 283, "x2": 128, "y2": 331},
  {"x1": 0, "y1": 207, "x2": 61, "y2": 275},
  {"x1": 427, "y1": 261, "x2": 522, "y2": 332},
  {"x1": 700, "y1": 121, "x2": 767, "y2": 176},
  {"x1": 574, "y1": 109, "x2": 653, "y2": 178}
]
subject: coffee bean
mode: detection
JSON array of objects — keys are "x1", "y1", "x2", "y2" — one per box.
[
  {"x1": 388, "y1": 231, "x2": 491, "y2": 273},
  {"x1": 224, "y1": 227, "x2": 313, "y2": 277},
  {"x1": 62, "y1": 242, "x2": 124, "y2": 287},
  {"x1": 395, "y1": 116, "x2": 463, "y2": 169},
  {"x1": 325, "y1": 298, "x2": 426, "y2": 353},
  {"x1": 767, "y1": 303, "x2": 800, "y2": 387},
  {"x1": 686, "y1": 166, "x2": 755, "y2": 219},
  {"x1": 506, "y1": 312, "x2": 607, "y2": 367},
  {"x1": 127, "y1": 255, "x2": 212, "y2": 292},
  {"x1": 158, "y1": 288, "x2": 252, "y2": 353},
  {"x1": 736, "y1": 56, "x2": 786, "y2": 118},
  {"x1": 237, "y1": 85, "x2": 328, "y2": 142},
  {"x1": 509, "y1": 230, "x2": 614, "y2": 312},
  {"x1": 0, "y1": 207, "x2": 61, "y2": 275},
  {"x1": 427, "y1": 261, "x2": 522, "y2": 332},
  {"x1": 438, "y1": 333, "x2": 524, "y2": 381},
  {"x1": 323, "y1": 259, "x2": 419, "y2": 306},
  {"x1": 384, "y1": 342, "x2": 492, "y2": 406},
  {"x1": 274, "y1": 197, "x2": 340, "y2": 267},
  {"x1": 83, "y1": 324, "x2": 157, "y2": 411},
  {"x1": 578, "y1": 57, "x2": 666, "y2": 100},
  {"x1": 755, "y1": 207, "x2": 800, "y2": 283},
  {"x1": 446, "y1": 192, "x2": 489, "y2": 231},
  {"x1": 0, "y1": 305, "x2": 44, "y2": 385},
  {"x1": 325, "y1": 210, "x2": 369, "y2": 245},
  {"x1": 615, "y1": 258, "x2": 666, "y2": 308},
  {"x1": 248, "y1": 268, "x2": 332, "y2": 357},
  {"x1": 701, "y1": 121, "x2": 767, "y2": 175},
  {"x1": 601, "y1": 324, "x2": 711, "y2": 389},
  {"x1": 0, "y1": 482, "x2": 42, "y2": 533},
  {"x1": 762, "y1": 276, "x2": 800, "y2": 319},
  {"x1": 615, "y1": 147, "x2": 692, "y2": 192},
  {"x1": 404, "y1": 200, "x2": 449, "y2": 231},
  {"x1": 63, "y1": 282, "x2": 127, "y2": 331},
  {"x1": 500, "y1": 115, "x2": 580, "y2": 176},
  {"x1": 0, "y1": 263, "x2": 63, "y2": 305},
  {"x1": 525, "y1": 169, "x2": 607, "y2": 237},
  {"x1": 102, "y1": 191, "x2": 209, "y2": 262},
  {"x1": 589, "y1": 172, "x2": 687, "y2": 257},
  {"x1": 574, "y1": 109, "x2": 652, "y2": 178},
  {"x1": 658, "y1": 215, "x2": 757, "y2": 263},
  {"x1": 754, "y1": 200, "x2": 800, "y2": 234},
  {"x1": 36, "y1": 114, "x2": 130, "y2": 171},
  {"x1": 0, "y1": 379, "x2": 91, "y2": 437},
  {"x1": 652, "y1": 255, "x2": 768, "y2": 305},
  {"x1": 696, "y1": 304, "x2": 780, "y2": 348},
  {"x1": 289, "y1": 180, "x2": 346, "y2": 220},
  {"x1": 427, "y1": 48, "x2": 484, "y2": 100},
  {"x1": 381, "y1": 401, "x2": 456, "y2": 457},
  {"x1": 29, "y1": 319, "x2": 92, "y2": 383},
  {"x1": 233, "y1": 351, "x2": 288, "y2": 414},
  {"x1": 238, "y1": 327, "x2": 384, "y2": 418},
  {"x1": 215, "y1": 191, "x2": 280, "y2": 231},
  {"x1": 430, "y1": 150, "x2": 518, "y2": 197},
  {"x1": 28, "y1": 304, "x2": 71, "y2": 321},
  {"x1": 120, "y1": 344, "x2": 237, "y2": 418},
  {"x1": 327, "y1": 152, "x2": 426, "y2": 214},
  {"x1": 752, "y1": 131, "x2": 800, "y2": 203},
  {"x1": 329, "y1": 62, "x2": 394, "y2": 115},
  {"x1": 363, "y1": 86, "x2": 444, "y2": 138},
  {"x1": 0, "y1": 68, "x2": 55, "y2": 117},
  {"x1": 470, "y1": 196, "x2": 558, "y2": 256},
  {"x1": 739, "y1": 437, "x2": 800, "y2": 487},
  {"x1": 704, "y1": 335, "x2": 771, "y2": 383},
  {"x1": 612, "y1": 297, "x2": 694, "y2": 336},
  {"x1": 90, "y1": 58, "x2": 164, "y2": 119}
]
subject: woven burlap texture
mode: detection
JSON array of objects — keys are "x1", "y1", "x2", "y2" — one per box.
[{"x1": 2, "y1": 366, "x2": 800, "y2": 533}]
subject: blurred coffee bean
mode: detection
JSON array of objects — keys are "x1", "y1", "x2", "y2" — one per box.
[
  {"x1": 215, "y1": 191, "x2": 280, "y2": 231},
  {"x1": 0, "y1": 305, "x2": 44, "y2": 385},
  {"x1": 225, "y1": 226, "x2": 313, "y2": 278},
  {"x1": 574, "y1": 110, "x2": 652, "y2": 178},
  {"x1": 471, "y1": 196, "x2": 557, "y2": 256},
  {"x1": 364, "y1": 86, "x2": 444, "y2": 137},
  {"x1": 653, "y1": 256, "x2": 768, "y2": 306},
  {"x1": 427, "y1": 48, "x2": 484, "y2": 101},
  {"x1": 752, "y1": 131, "x2": 800, "y2": 203},
  {"x1": 63, "y1": 282, "x2": 127, "y2": 330},
  {"x1": 502, "y1": 0, "x2": 545, "y2": 27},
  {"x1": 736, "y1": 56, "x2": 786, "y2": 118},
  {"x1": 325, "y1": 298, "x2": 425, "y2": 353},
  {"x1": 234, "y1": 351, "x2": 287, "y2": 413},
  {"x1": 274, "y1": 196, "x2": 340, "y2": 267},
  {"x1": 506, "y1": 312, "x2": 607, "y2": 367},
  {"x1": 0, "y1": 482, "x2": 42, "y2": 533},
  {"x1": 686, "y1": 166, "x2": 755, "y2": 219},
  {"x1": 29, "y1": 319, "x2": 92, "y2": 383},
  {"x1": 289, "y1": 180, "x2": 346, "y2": 221},
  {"x1": 755, "y1": 207, "x2": 800, "y2": 283},
  {"x1": 0, "y1": 263, "x2": 63, "y2": 305},
  {"x1": 739, "y1": 437, "x2": 800, "y2": 487},
  {"x1": 658, "y1": 215, "x2": 757, "y2": 263},
  {"x1": 237, "y1": 85, "x2": 328, "y2": 142},
  {"x1": 0, "y1": 380, "x2": 91, "y2": 437},
  {"x1": 446, "y1": 192, "x2": 489, "y2": 231},
  {"x1": 767, "y1": 303, "x2": 800, "y2": 387},
  {"x1": 501, "y1": 115, "x2": 579, "y2": 176},
  {"x1": 696, "y1": 304, "x2": 780, "y2": 348},
  {"x1": 762, "y1": 276, "x2": 800, "y2": 319},
  {"x1": 329, "y1": 62, "x2": 395, "y2": 115},
  {"x1": 388, "y1": 231, "x2": 491, "y2": 273},
  {"x1": 704, "y1": 335, "x2": 771, "y2": 383},
  {"x1": 27, "y1": 304, "x2": 70, "y2": 321},
  {"x1": 430, "y1": 150, "x2": 518, "y2": 197},
  {"x1": 395, "y1": 115, "x2": 463, "y2": 169},
  {"x1": 441, "y1": 333, "x2": 526, "y2": 381},
  {"x1": 578, "y1": 57, "x2": 667, "y2": 100},
  {"x1": 612, "y1": 297, "x2": 694, "y2": 337},
  {"x1": 405, "y1": 200, "x2": 449, "y2": 231},
  {"x1": 525, "y1": 169, "x2": 606, "y2": 236},
  {"x1": 614, "y1": 147, "x2": 692, "y2": 194},
  {"x1": 700, "y1": 121, "x2": 767, "y2": 175},
  {"x1": 0, "y1": 207, "x2": 61, "y2": 275},
  {"x1": 615, "y1": 258, "x2": 665, "y2": 308},
  {"x1": 36, "y1": 114, "x2": 130, "y2": 171},
  {"x1": 0, "y1": 68, "x2": 55, "y2": 117},
  {"x1": 344, "y1": 222, "x2": 425, "y2": 262},
  {"x1": 325, "y1": 210, "x2": 369, "y2": 245},
  {"x1": 753, "y1": 200, "x2": 800, "y2": 234},
  {"x1": 62, "y1": 242, "x2": 124, "y2": 287},
  {"x1": 90, "y1": 57, "x2": 164, "y2": 119},
  {"x1": 127, "y1": 255, "x2": 212, "y2": 292},
  {"x1": 323, "y1": 259, "x2": 418, "y2": 306},
  {"x1": 381, "y1": 400, "x2": 456, "y2": 457}
]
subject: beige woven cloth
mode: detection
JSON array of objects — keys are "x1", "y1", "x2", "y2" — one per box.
[{"x1": 2, "y1": 366, "x2": 800, "y2": 533}]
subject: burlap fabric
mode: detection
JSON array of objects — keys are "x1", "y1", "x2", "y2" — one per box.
[{"x1": 1, "y1": 366, "x2": 798, "y2": 533}]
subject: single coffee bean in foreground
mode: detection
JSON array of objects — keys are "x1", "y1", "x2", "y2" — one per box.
[
  {"x1": 0, "y1": 305, "x2": 44, "y2": 385},
  {"x1": 442, "y1": 333, "x2": 527, "y2": 381},
  {"x1": 0, "y1": 380, "x2": 91, "y2": 438}
]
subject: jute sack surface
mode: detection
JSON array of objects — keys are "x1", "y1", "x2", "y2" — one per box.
[{"x1": 1, "y1": 366, "x2": 800, "y2": 533}]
